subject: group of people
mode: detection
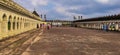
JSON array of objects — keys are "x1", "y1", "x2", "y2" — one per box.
[
  {"x1": 40, "y1": 23, "x2": 52, "y2": 30},
  {"x1": 103, "y1": 23, "x2": 119, "y2": 31}
]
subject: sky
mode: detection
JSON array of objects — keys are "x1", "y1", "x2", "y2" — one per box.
[{"x1": 14, "y1": 0, "x2": 120, "y2": 20}]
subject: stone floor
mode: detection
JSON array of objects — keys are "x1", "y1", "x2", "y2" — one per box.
[
  {"x1": 0, "y1": 29, "x2": 43, "y2": 55},
  {"x1": 22, "y1": 27, "x2": 120, "y2": 55}
]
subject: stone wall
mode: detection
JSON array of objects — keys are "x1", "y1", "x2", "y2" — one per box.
[{"x1": 0, "y1": 0, "x2": 43, "y2": 40}]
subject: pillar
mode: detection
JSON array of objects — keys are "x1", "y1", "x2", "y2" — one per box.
[
  {"x1": 10, "y1": 21, "x2": 13, "y2": 31},
  {"x1": 115, "y1": 22, "x2": 118, "y2": 31},
  {"x1": 118, "y1": 22, "x2": 120, "y2": 31},
  {"x1": 18, "y1": 19, "x2": 20, "y2": 30},
  {"x1": 0, "y1": 22, "x2": 1, "y2": 40},
  {"x1": 15, "y1": 18, "x2": 17, "y2": 30},
  {"x1": 23, "y1": 19, "x2": 25, "y2": 31}
]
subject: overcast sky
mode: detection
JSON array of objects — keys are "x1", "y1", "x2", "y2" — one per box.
[{"x1": 14, "y1": 0, "x2": 120, "y2": 20}]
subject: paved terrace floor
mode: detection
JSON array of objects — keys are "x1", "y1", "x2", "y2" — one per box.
[{"x1": 22, "y1": 27, "x2": 120, "y2": 55}]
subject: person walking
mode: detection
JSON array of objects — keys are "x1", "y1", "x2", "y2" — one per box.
[{"x1": 103, "y1": 24, "x2": 108, "y2": 32}]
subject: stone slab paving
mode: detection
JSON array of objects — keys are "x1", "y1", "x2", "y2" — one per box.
[
  {"x1": 0, "y1": 29, "x2": 43, "y2": 55},
  {"x1": 22, "y1": 27, "x2": 120, "y2": 55}
]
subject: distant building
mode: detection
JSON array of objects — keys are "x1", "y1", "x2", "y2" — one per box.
[
  {"x1": 46, "y1": 20, "x2": 72, "y2": 27},
  {"x1": 72, "y1": 14, "x2": 120, "y2": 31}
]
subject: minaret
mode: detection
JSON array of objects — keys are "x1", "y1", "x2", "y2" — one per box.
[
  {"x1": 81, "y1": 16, "x2": 83, "y2": 20},
  {"x1": 40, "y1": 14, "x2": 42, "y2": 18},
  {"x1": 34, "y1": 8, "x2": 36, "y2": 11},
  {"x1": 44, "y1": 14, "x2": 46, "y2": 21},
  {"x1": 73, "y1": 16, "x2": 76, "y2": 20},
  {"x1": 78, "y1": 16, "x2": 81, "y2": 20},
  {"x1": 78, "y1": 16, "x2": 83, "y2": 20}
]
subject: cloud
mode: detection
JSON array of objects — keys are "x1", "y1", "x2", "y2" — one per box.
[
  {"x1": 14, "y1": 0, "x2": 120, "y2": 20},
  {"x1": 31, "y1": 0, "x2": 49, "y2": 6},
  {"x1": 95, "y1": 0, "x2": 110, "y2": 4}
]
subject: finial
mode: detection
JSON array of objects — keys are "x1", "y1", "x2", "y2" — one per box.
[{"x1": 34, "y1": 8, "x2": 36, "y2": 11}]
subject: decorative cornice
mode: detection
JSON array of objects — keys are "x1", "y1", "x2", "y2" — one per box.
[{"x1": 0, "y1": 0, "x2": 42, "y2": 21}]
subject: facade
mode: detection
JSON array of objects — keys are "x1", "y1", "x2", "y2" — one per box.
[
  {"x1": 73, "y1": 14, "x2": 120, "y2": 31},
  {"x1": 0, "y1": 0, "x2": 43, "y2": 40}
]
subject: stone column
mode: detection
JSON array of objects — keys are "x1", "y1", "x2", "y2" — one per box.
[
  {"x1": 115, "y1": 22, "x2": 119, "y2": 31},
  {"x1": 10, "y1": 20, "x2": 13, "y2": 31},
  {"x1": 18, "y1": 20, "x2": 20, "y2": 30},
  {"x1": 20, "y1": 19, "x2": 22, "y2": 30},
  {"x1": 0, "y1": 22, "x2": 2, "y2": 40},
  {"x1": 23, "y1": 19, "x2": 25, "y2": 29},
  {"x1": 15, "y1": 20, "x2": 17, "y2": 30},
  {"x1": 22, "y1": 20, "x2": 24, "y2": 32},
  {"x1": 118, "y1": 22, "x2": 120, "y2": 31}
]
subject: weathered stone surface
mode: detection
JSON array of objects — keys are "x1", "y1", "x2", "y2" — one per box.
[
  {"x1": 22, "y1": 27, "x2": 120, "y2": 55},
  {"x1": 0, "y1": 0, "x2": 43, "y2": 40}
]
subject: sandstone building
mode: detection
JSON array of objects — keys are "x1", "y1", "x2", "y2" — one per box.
[{"x1": 0, "y1": 0, "x2": 43, "y2": 40}]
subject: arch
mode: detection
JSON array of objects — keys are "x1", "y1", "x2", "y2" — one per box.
[
  {"x1": 17, "y1": 17, "x2": 19, "y2": 29},
  {"x1": 8, "y1": 15, "x2": 12, "y2": 30},
  {"x1": 13, "y1": 16, "x2": 16, "y2": 30},
  {"x1": 13, "y1": 16, "x2": 16, "y2": 21},
  {"x1": 37, "y1": 24, "x2": 39, "y2": 28},
  {"x1": 21, "y1": 18, "x2": 22, "y2": 21},
  {"x1": 17, "y1": 17, "x2": 20, "y2": 21},
  {"x1": 8, "y1": 15, "x2": 12, "y2": 21},
  {"x1": 23, "y1": 18, "x2": 25, "y2": 22},
  {"x1": 2, "y1": 14, "x2": 7, "y2": 21}
]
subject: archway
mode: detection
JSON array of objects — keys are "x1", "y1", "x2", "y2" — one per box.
[
  {"x1": 2, "y1": 14, "x2": 7, "y2": 21},
  {"x1": 13, "y1": 17, "x2": 16, "y2": 30},
  {"x1": 17, "y1": 18, "x2": 19, "y2": 29},
  {"x1": 1, "y1": 14, "x2": 8, "y2": 37},
  {"x1": 8, "y1": 16, "x2": 12, "y2": 31},
  {"x1": 37, "y1": 24, "x2": 39, "y2": 28}
]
